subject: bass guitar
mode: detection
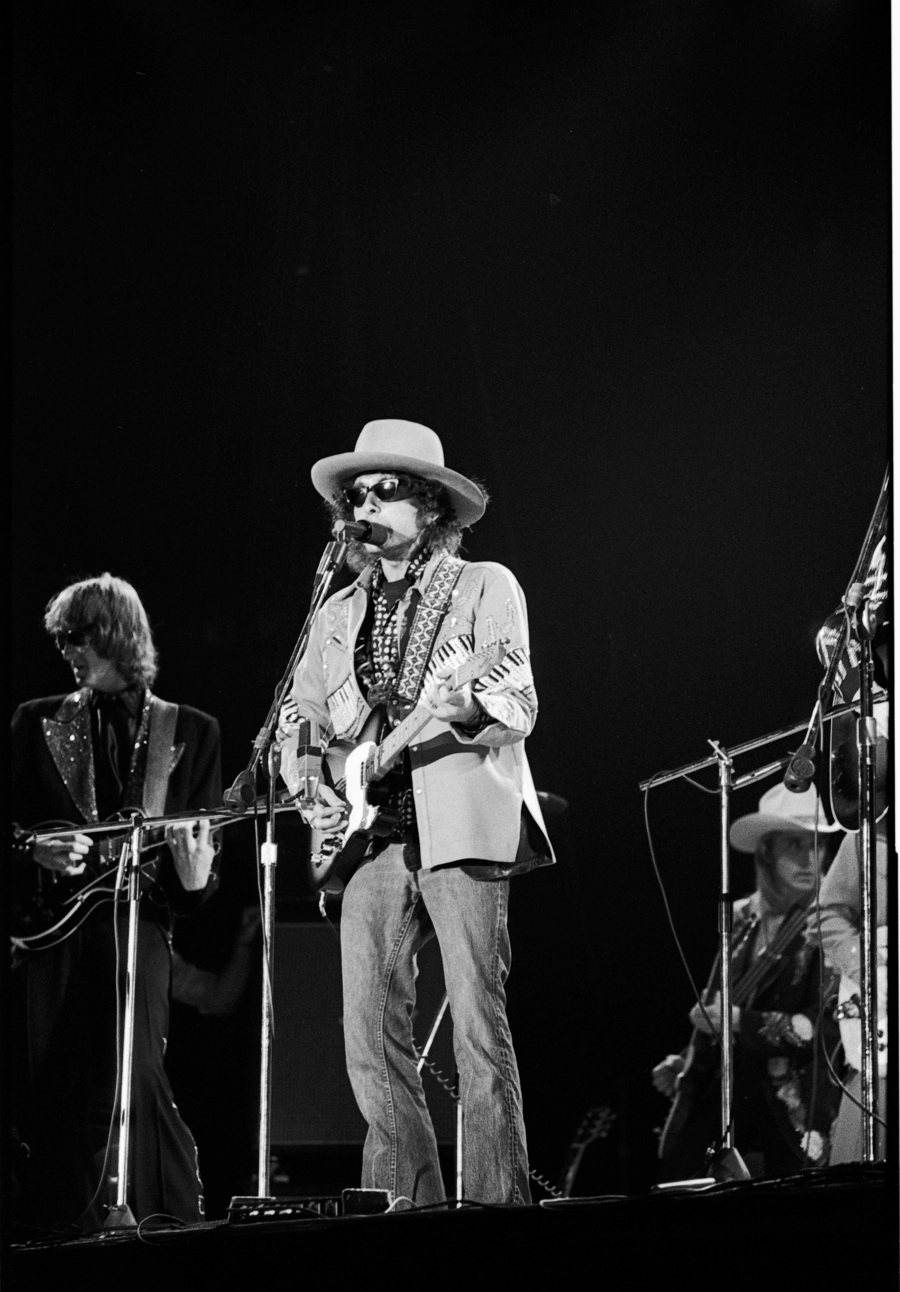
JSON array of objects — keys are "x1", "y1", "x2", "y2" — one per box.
[
  {"x1": 658, "y1": 899, "x2": 815, "y2": 1161},
  {"x1": 309, "y1": 636, "x2": 509, "y2": 894}
]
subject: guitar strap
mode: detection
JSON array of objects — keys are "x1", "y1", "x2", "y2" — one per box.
[
  {"x1": 394, "y1": 555, "x2": 466, "y2": 705},
  {"x1": 142, "y1": 697, "x2": 180, "y2": 817}
]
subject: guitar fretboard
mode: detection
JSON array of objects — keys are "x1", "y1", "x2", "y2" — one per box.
[
  {"x1": 364, "y1": 646, "x2": 505, "y2": 783},
  {"x1": 732, "y1": 899, "x2": 814, "y2": 1008}
]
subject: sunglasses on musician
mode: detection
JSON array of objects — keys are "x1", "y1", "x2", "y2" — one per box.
[
  {"x1": 343, "y1": 475, "x2": 419, "y2": 508},
  {"x1": 53, "y1": 628, "x2": 96, "y2": 652}
]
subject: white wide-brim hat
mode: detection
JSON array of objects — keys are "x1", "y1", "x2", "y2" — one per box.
[
  {"x1": 729, "y1": 782, "x2": 842, "y2": 854},
  {"x1": 311, "y1": 420, "x2": 486, "y2": 527}
]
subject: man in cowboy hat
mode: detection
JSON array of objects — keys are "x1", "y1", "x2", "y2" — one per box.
[
  {"x1": 652, "y1": 782, "x2": 843, "y2": 1180},
  {"x1": 278, "y1": 419, "x2": 553, "y2": 1206}
]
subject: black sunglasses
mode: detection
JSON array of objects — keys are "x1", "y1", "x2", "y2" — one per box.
[
  {"x1": 343, "y1": 475, "x2": 418, "y2": 509},
  {"x1": 53, "y1": 627, "x2": 95, "y2": 651}
]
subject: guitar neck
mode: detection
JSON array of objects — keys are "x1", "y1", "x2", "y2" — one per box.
[
  {"x1": 367, "y1": 652, "x2": 494, "y2": 783},
  {"x1": 370, "y1": 704, "x2": 434, "y2": 780},
  {"x1": 732, "y1": 901, "x2": 813, "y2": 1009}
]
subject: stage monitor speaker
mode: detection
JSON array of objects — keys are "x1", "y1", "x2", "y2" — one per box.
[{"x1": 270, "y1": 922, "x2": 456, "y2": 1146}]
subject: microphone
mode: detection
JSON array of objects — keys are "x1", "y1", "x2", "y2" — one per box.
[
  {"x1": 294, "y1": 720, "x2": 323, "y2": 807},
  {"x1": 783, "y1": 743, "x2": 818, "y2": 794},
  {"x1": 334, "y1": 519, "x2": 390, "y2": 546}
]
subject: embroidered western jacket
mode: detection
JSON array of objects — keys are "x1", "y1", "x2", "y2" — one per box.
[{"x1": 280, "y1": 553, "x2": 554, "y2": 874}]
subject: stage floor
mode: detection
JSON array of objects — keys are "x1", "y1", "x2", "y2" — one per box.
[{"x1": 5, "y1": 1164, "x2": 891, "y2": 1290}]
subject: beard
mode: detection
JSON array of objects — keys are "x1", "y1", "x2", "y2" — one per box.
[{"x1": 344, "y1": 532, "x2": 423, "y2": 573}]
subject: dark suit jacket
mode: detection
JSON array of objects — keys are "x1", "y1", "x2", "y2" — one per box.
[{"x1": 11, "y1": 689, "x2": 223, "y2": 925}]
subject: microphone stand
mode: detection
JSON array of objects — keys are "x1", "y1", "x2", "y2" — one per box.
[
  {"x1": 223, "y1": 535, "x2": 349, "y2": 1200},
  {"x1": 850, "y1": 601, "x2": 883, "y2": 1161},
  {"x1": 800, "y1": 466, "x2": 889, "y2": 1162},
  {"x1": 102, "y1": 812, "x2": 144, "y2": 1229},
  {"x1": 638, "y1": 703, "x2": 878, "y2": 1183},
  {"x1": 415, "y1": 992, "x2": 464, "y2": 1206},
  {"x1": 800, "y1": 597, "x2": 883, "y2": 1163}
]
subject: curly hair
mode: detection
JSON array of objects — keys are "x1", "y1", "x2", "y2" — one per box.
[
  {"x1": 326, "y1": 473, "x2": 488, "y2": 572},
  {"x1": 44, "y1": 572, "x2": 158, "y2": 687}
]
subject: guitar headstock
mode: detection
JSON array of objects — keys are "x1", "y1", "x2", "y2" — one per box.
[
  {"x1": 571, "y1": 1105, "x2": 615, "y2": 1149},
  {"x1": 453, "y1": 634, "x2": 511, "y2": 689}
]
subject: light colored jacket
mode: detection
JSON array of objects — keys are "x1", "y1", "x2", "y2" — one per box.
[{"x1": 280, "y1": 552, "x2": 554, "y2": 873}]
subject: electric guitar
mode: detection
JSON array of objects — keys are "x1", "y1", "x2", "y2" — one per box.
[
  {"x1": 559, "y1": 1106, "x2": 615, "y2": 1197},
  {"x1": 11, "y1": 803, "x2": 290, "y2": 951},
  {"x1": 10, "y1": 818, "x2": 168, "y2": 951},
  {"x1": 309, "y1": 637, "x2": 510, "y2": 894}
]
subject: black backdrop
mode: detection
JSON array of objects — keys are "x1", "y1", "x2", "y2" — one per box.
[{"x1": 12, "y1": 1, "x2": 889, "y2": 1203}]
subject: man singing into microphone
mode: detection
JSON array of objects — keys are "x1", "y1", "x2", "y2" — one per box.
[{"x1": 278, "y1": 419, "x2": 553, "y2": 1206}]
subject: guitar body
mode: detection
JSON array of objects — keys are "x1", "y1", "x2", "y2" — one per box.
[
  {"x1": 816, "y1": 522, "x2": 889, "y2": 832},
  {"x1": 10, "y1": 816, "x2": 179, "y2": 950},
  {"x1": 657, "y1": 1035, "x2": 716, "y2": 1162},
  {"x1": 11, "y1": 880, "x2": 119, "y2": 952},
  {"x1": 10, "y1": 829, "x2": 161, "y2": 951},
  {"x1": 306, "y1": 637, "x2": 512, "y2": 896},
  {"x1": 828, "y1": 711, "x2": 889, "y2": 831},
  {"x1": 836, "y1": 968, "x2": 888, "y2": 1077},
  {"x1": 308, "y1": 739, "x2": 403, "y2": 896}
]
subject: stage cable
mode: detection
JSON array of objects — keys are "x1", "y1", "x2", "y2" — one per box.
[{"x1": 642, "y1": 773, "x2": 718, "y2": 1031}]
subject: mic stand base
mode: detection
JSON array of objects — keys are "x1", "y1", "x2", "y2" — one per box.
[
  {"x1": 102, "y1": 1203, "x2": 137, "y2": 1230},
  {"x1": 707, "y1": 1145, "x2": 751, "y2": 1184}
]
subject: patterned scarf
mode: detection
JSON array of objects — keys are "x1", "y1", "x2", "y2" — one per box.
[
  {"x1": 359, "y1": 550, "x2": 432, "y2": 867},
  {"x1": 363, "y1": 550, "x2": 431, "y2": 709}
]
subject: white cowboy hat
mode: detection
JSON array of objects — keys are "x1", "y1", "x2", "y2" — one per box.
[
  {"x1": 311, "y1": 420, "x2": 486, "y2": 526},
  {"x1": 729, "y1": 782, "x2": 842, "y2": 854}
]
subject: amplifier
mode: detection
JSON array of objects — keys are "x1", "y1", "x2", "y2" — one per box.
[{"x1": 271, "y1": 922, "x2": 456, "y2": 1145}]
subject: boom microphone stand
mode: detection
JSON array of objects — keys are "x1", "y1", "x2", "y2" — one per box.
[
  {"x1": 222, "y1": 530, "x2": 350, "y2": 1199},
  {"x1": 638, "y1": 696, "x2": 883, "y2": 1182}
]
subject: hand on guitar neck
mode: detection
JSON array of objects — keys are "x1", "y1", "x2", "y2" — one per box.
[
  {"x1": 688, "y1": 993, "x2": 741, "y2": 1037},
  {"x1": 32, "y1": 832, "x2": 91, "y2": 876},
  {"x1": 420, "y1": 661, "x2": 481, "y2": 726},
  {"x1": 652, "y1": 1054, "x2": 686, "y2": 1098}
]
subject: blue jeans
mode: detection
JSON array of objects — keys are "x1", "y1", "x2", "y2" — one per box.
[{"x1": 340, "y1": 844, "x2": 531, "y2": 1206}]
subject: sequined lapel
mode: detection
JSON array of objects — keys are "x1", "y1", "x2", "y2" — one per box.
[{"x1": 41, "y1": 690, "x2": 98, "y2": 823}]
